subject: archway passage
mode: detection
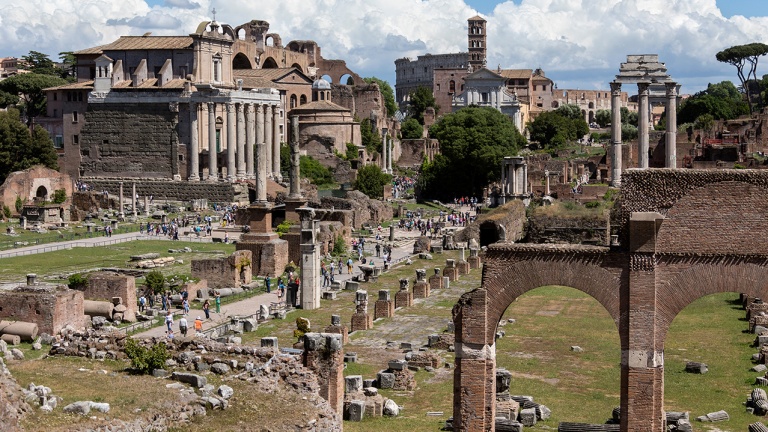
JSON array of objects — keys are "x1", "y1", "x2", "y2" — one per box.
[
  {"x1": 36, "y1": 186, "x2": 48, "y2": 200},
  {"x1": 478, "y1": 221, "x2": 499, "y2": 247},
  {"x1": 262, "y1": 57, "x2": 278, "y2": 69},
  {"x1": 232, "y1": 52, "x2": 252, "y2": 69}
]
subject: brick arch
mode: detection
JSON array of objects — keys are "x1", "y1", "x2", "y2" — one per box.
[
  {"x1": 655, "y1": 258, "x2": 768, "y2": 343},
  {"x1": 483, "y1": 256, "x2": 623, "y2": 343}
]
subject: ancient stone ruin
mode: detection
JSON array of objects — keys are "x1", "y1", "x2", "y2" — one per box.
[
  {"x1": 191, "y1": 250, "x2": 253, "y2": 288},
  {"x1": 395, "y1": 278, "x2": 413, "y2": 309}
]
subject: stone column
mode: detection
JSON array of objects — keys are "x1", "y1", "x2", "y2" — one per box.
[
  {"x1": 118, "y1": 182, "x2": 124, "y2": 217},
  {"x1": 298, "y1": 208, "x2": 320, "y2": 310},
  {"x1": 544, "y1": 170, "x2": 550, "y2": 196},
  {"x1": 246, "y1": 104, "x2": 255, "y2": 179},
  {"x1": 289, "y1": 115, "x2": 301, "y2": 198},
  {"x1": 665, "y1": 82, "x2": 678, "y2": 168},
  {"x1": 144, "y1": 195, "x2": 149, "y2": 217},
  {"x1": 387, "y1": 136, "x2": 393, "y2": 173},
  {"x1": 610, "y1": 81, "x2": 622, "y2": 187},
  {"x1": 236, "y1": 103, "x2": 246, "y2": 180},
  {"x1": 226, "y1": 102, "x2": 236, "y2": 181},
  {"x1": 272, "y1": 106, "x2": 282, "y2": 181},
  {"x1": 264, "y1": 105, "x2": 273, "y2": 179},
  {"x1": 131, "y1": 182, "x2": 137, "y2": 219},
  {"x1": 256, "y1": 105, "x2": 267, "y2": 203},
  {"x1": 188, "y1": 102, "x2": 200, "y2": 181},
  {"x1": 207, "y1": 102, "x2": 218, "y2": 181},
  {"x1": 381, "y1": 127, "x2": 388, "y2": 173},
  {"x1": 637, "y1": 82, "x2": 650, "y2": 169}
]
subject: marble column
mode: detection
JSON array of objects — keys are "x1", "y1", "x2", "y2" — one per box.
[
  {"x1": 381, "y1": 127, "x2": 388, "y2": 173},
  {"x1": 207, "y1": 102, "x2": 218, "y2": 181},
  {"x1": 131, "y1": 182, "x2": 137, "y2": 219},
  {"x1": 264, "y1": 105, "x2": 273, "y2": 179},
  {"x1": 144, "y1": 195, "x2": 149, "y2": 217},
  {"x1": 246, "y1": 104, "x2": 255, "y2": 179},
  {"x1": 665, "y1": 82, "x2": 678, "y2": 169},
  {"x1": 637, "y1": 82, "x2": 650, "y2": 169},
  {"x1": 387, "y1": 136, "x2": 393, "y2": 173},
  {"x1": 289, "y1": 115, "x2": 301, "y2": 198},
  {"x1": 188, "y1": 102, "x2": 200, "y2": 181},
  {"x1": 610, "y1": 81, "x2": 622, "y2": 187},
  {"x1": 544, "y1": 170, "x2": 550, "y2": 196},
  {"x1": 226, "y1": 103, "x2": 236, "y2": 181},
  {"x1": 236, "y1": 103, "x2": 246, "y2": 180},
  {"x1": 272, "y1": 106, "x2": 281, "y2": 181},
  {"x1": 256, "y1": 105, "x2": 266, "y2": 202},
  {"x1": 118, "y1": 182, "x2": 124, "y2": 217}
]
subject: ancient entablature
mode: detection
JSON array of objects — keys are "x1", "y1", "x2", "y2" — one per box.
[{"x1": 453, "y1": 168, "x2": 768, "y2": 431}]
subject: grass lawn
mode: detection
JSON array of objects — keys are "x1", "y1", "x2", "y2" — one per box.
[{"x1": 0, "y1": 220, "x2": 142, "y2": 251}]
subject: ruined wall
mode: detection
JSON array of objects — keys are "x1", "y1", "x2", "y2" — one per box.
[
  {"x1": 319, "y1": 191, "x2": 393, "y2": 228},
  {"x1": 84, "y1": 272, "x2": 137, "y2": 322},
  {"x1": 77, "y1": 178, "x2": 242, "y2": 204},
  {"x1": 455, "y1": 200, "x2": 525, "y2": 244},
  {"x1": 0, "y1": 165, "x2": 74, "y2": 214},
  {"x1": 525, "y1": 212, "x2": 610, "y2": 245},
  {"x1": 191, "y1": 250, "x2": 252, "y2": 289},
  {"x1": 399, "y1": 139, "x2": 437, "y2": 167},
  {"x1": 0, "y1": 286, "x2": 85, "y2": 335},
  {"x1": 79, "y1": 103, "x2": 179, "y2": 178}
]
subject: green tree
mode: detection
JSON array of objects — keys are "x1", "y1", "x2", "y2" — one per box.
[
  {"x1": 360, "y1": 118, "x2": 381, "y2": 153},
  {"x1": 58, "y1": 51, "x2": 77, "y2": 80},
  {"x1": 421, "y1": 106, "x2": 526, "y2": 200},
  {"x1": 354, "y1": 164, "x2": 391, "y2": 198},
  {"x1": 345, "y1": 142, "x2": 358, "y2": 160},
  {"x1": 400, "y1": 118, "x2": 423, "y2": 139},
  {"x1": 67, "y1": 273, "x2": 89, "y2": 290},
  {"x1": 0, "y1": 90, "x2": 19, "y2": 108},
  {"x1": 595, "y1": 109, "x2": 611, "y2": 127},
  {"x1": 406, "y1": 86, "x2": 439, "y2": 125},
  {"x1": 53, "y1": 189, "x2": 67, "y2": 204},
  {"x1": 528, "y1": 110, "x2": 587, "y2": 149},
  {"x1": 145, "y1": 270, "x2": 165, "y2": 294},
  {"x1": 677, "y1": 81, "x2": 749, "y2": 124},
  {"x1": 332, "y1": 234, "x2": 346, "y2": 255},
  {"x1": 716, "y1": 43, "x2": 768, "y2": 114},
  {"x1": 280, "y1": 143, "x2": 290, "y2": 174},
  {"x1": 124, "y1": 338, "x2": 169, "y2": 374},
  {"x1": 693, "y1": 113, "x2": 715, "y2": 137},
  {"x1": 22, "y1": 51, "x2": 58, "y2": 76},
  {"x1": 0, "y1": 109, "x2": 59, "y2": 184},
  {"x1": 363, "y1": 77, "x2": 397, "y2": 117},
  {"x1": 0, "y1": 73, "x2": 67, "y2": 127},
  {"x1": 300, "y1": 155, "x2": 334, "y2": 186}
]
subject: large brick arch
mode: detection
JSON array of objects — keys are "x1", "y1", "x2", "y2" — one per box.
[
  {"x1": 655, "y1": 258, "x2": 768, "y2": 343},
  {"x1": 482, "y1": 250, "x2": 624, "y2": 342}
]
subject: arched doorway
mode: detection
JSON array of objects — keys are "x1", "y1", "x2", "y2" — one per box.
[{"x1": 35, "y1": 186, "x2": 48, "y2": 201}]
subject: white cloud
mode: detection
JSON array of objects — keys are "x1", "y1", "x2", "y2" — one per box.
[{"x1": 0, "y1": 0, "x2": 767, "y2": 93}]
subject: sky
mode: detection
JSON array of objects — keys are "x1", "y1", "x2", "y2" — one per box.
[{"x1": 1, "y1": 0, "x2": 767, "y2": 94}]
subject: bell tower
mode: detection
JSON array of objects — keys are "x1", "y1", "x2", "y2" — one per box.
[{"x1": 468, "y1": 15, "x2": 487, "y2": 71}]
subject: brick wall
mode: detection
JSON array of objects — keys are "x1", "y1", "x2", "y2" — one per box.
[
  {"x1": 191, "y1": 251, "x2": 252, "y2": 289},
  {"x1": 0, "y1": 286, "x2": 85, "y2": 335},
  {"x1": 84, "y1": 272, "x2": 137, "y2": 322}
]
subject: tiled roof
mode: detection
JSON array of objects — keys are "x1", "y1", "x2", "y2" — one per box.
[
  {"x1": 43, "y1": 81, "x2": 94, "y2": 91},
  {"x1": 237, "y1": 76, "x2": 285, "y2": 90},
  {"x1": 74, "y1": 36, "x2": 194, "y2": 55},
  {"x1": 233, "y1": 67, "x2": 307, "y2": 82},
  {"x1": 468, "y1": 15, "x2": 486, "y2": 21},
  {"x1": 499, "y1": 69, "x2": 532, "y2": 80}
]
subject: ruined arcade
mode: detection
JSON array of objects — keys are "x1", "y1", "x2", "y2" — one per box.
[{"x1": 453, "y1": 169, "x2": 768, "y2": 431}]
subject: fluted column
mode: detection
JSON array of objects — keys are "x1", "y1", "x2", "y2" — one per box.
[
  {"x1": 246, "y1": 104, "x2": 255, "y2": 179},
  {"x1": 610, "y1": 81, "x2": 622, "y2": 187},
  {"x1": 665, "y1": 82, "x2": 678, "y2": 168},
  {"x1": 236, "y1": 103, "x2": 246, "y2": 180},
  {"x1": 188, "y1": 102, "x2": 200, "y2": 181},
  {"x1": 226, "y1": 103, "x2": 236, "y2": 181},
  {"x1": 264, "y1": 105, "x2": 273, "y2": 179},
  {"x1": 272, "y1": 106, "x2": 281, "y2": 181},
  {"x1": 381, "y1": 127, "x2": 388, "y2": 173},
  {"x1": 207, "y1": 102, "x2": 217, "y2": 181},
  {"x1": 256, "y1": 105, "x2": 266, "y2": 202},
  {"x1": 638, "y1": 82, "x2": 650, "y2": 169}
]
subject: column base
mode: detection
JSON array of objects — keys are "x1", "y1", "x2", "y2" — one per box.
[{"x1": 188, "y1": 175, "x2": 200, "y2": 181}]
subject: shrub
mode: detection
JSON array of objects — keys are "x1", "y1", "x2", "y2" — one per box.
[
  {"x1": 124, "y1": 338, "x2": 168, "y2": 374},
  {"x1": 53, "y1": 189, "x2": 66, "y2": 204},
  {"x1": 300, "y1": 156, "x2": 334, "y2": 186},
  {"x1": 276, "y1": 220, "x2": 293, "y2": 237},
  {"x1": 584, "y1": 201, "x2": 601, "y2": 209},
  {"x1": 293, "y1": 317, "x2": 311, "y2": 340},
  {"x1": 354, "y1": 164, "x2": 391, "y2": 198},
  {"x1": 145, "y1": 270, "x2": 165, "y2": 294},
  {"x1": 15, "y1": 196, "x2": 22, "y2": 213},
  {"x1": 67, "y1": 273, "x2": 89, "y2": 290},
  {"x1": 345, "y1": 142, "x2": 358, "y2": 160},
  {"x1": 2, "y1": 205, "x2": 10, "y2": 219},
  {"x1": 332, "y1": 234, "x2": 346, "y2": 256}
]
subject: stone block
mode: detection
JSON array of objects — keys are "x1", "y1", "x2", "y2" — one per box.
[
  {"x1": 171, "y1": 372, "x2": 207, "y2": 388},
  {"x1": 322, "y1": 291, "x2": 337, "y2": 300},
  {"x1": 346, "y1": 400, "x2": 365, "y2": 421},
  {"x1": 388, "y1": 359, "x2": 406, "y2": 371},
  {"x1": 344, "y1": 352, "x2": 358, "y2": 363},
  {"x1": 345, "y1": 281, "x2": 359, "y2": 291},
  {"x1": 345, "y1": 375, "x2": 363, "y2": 393},
  {"x1": 377, "y1": 372, "x2": 395, "y2": 389},
  {"x1": 519, "y1": 408, "x2": 537, "y2": 426},
  {"x1": 261, "y1": 337, "x2": 278, "y2": 349}
]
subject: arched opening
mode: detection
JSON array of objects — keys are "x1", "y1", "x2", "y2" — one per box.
[
  {"x1": 449, "y1": 80, "x2": 456, "y2": 93},
  {"x1": 588, "y1": 101, "x2": 595, "y2": 109},
  {"x1": 321, "y1": 74, "x2": 333, "y2": 83},
  {"x1": 262, "y1": 57, "x2": 278, "y2": 69},
  {"x1": 265, "y1": 36, "x2": 275, "y2": 47},
  {"x1": 35, "y1": 186, "x2": 48, "y2": 200},
  {"x1": 300, "y1": 95, "x2": 307, "y2": 105},
  {"x1": 237, "y1": 28, "x2": 246, "y2": 40},
  {"x1": 496, "y1": 285, "x2": 621, "y2": 424},
  {"x1": 290, "y1": 94, "x2": 297, "y2": 109},
  {"x1": 291, "y1": 63, "x2": 303, "y2": 73},
  {"x1": 663, "y1": 292, "x2": 756, "y2": 426},
  {"x1": 479, "y1": 221, "x2": 499, "y2": 247},
  {"x1": 232, "y1": 52, "x2": 252, "y2": 70},
  {"x1": 589, "y1": 110, "x2": 595, "y2": 124},
  {"x1": 551, "y1": 101, "x2": 559, "y2": 108},
  {"x1": 340, "y1": 74, "x2": 353, "y2": 85}
]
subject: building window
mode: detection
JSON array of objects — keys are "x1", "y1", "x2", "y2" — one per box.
[
  {"x1": 449, "y1": 80, "x2": 455, "y2": 93},
  {"x1": 216, "y1": 130, "x2": 221, "y2": 152},
  {"x1": 81, "y1": 148, "x2": 89, "y2": 157},
  {"x1": 290, "y1": 94, "x2": 297, "y2": 108},
  {"x1": 53, "y1": 93, "x2": 57, "y2": 101},
  {"x1": 73, "y1": 134, "x2": 79, "y2": 144},
  {"x1": 482, "y1": 92, "x2": 488, "y2": 103},
  {"x1": 542, "y1": 85, "x2": 547, "y2": 91},
  {"x1": 72, "y1": 111, "x2": 78, "y2": 123},
  {"x1": 54, "y1": 135, "x2": 63, "y2": 149},
  {"x1": 300, "y1": 95, "x2": 307, "y2": 104},
  {"x1": 78, "y1": 92, "x2": 83, "y2": 102},
  {"x1": 67, "y1": 92, "x2": 72, "y2": 102},
  {"x1": 53, "y1": 109, "x2": 57, "y2": 117}
]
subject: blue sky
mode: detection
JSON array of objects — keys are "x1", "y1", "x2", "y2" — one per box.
[{"x1": 2, "y1": 0, "x2": 768, "y2": 93}]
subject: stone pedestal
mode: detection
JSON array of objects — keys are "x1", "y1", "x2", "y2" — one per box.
[
  {"x1": 394, "y1": 278, "x2": 412, "y2": 309},
  {"x1": 302, "y1": 333, "x2": 344, "y2": 414},
  {"x1": 443, "y1": 259, "x2": 459, "y2": 281},
  {"x1": 284, "y1": 197, "x2": 307, "y2": 223},
  {"x1": 324, "y1": 315, "x2": 349, "y2": 345},
  {"x1": 468, "y1": 248, "x2": 481, "y2": 269},
  {"x1": 429, "y1": 268, "x2": 443, "y2": 290},
  {"x1": 350, "y1": 290, "x2": 373, "y2": 332},
  {"x1": 298, "y1": 207, "x2": 320, "y2": 310},
  {"x1": 236, "y1": 233, "x2": 288, "y2": 278},
  {"x1": 457, "y1": 260, "x2": 470, "y2": 276},
  {"x1": 412, "y1": 268, "x2": 429, "y2": 299},
  {"x1": 374, "y1": 290, "x2": 394, "y2": 319}
]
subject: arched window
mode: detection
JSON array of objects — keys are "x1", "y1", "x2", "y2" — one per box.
[
  {"x1": 449, "y1": 80, "x2": 456, "y2": 93},
  {"x1": 290, "y1": 94, "x2": 297, "y2": 109}
]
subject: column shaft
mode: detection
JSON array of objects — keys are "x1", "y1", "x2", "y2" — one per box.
[
  {"x1": 381, "y1": 127, "x2": 388, "y2": 173},
  {"x1": 272, "y1": 107, "x2": 281, "y2": 180},
  {"x1": 236, "y1": 103, "x2": 246, "y2": 180},
  {"x1": 665, "y1": 82, "x2": 678, "y2": 168},
  {"x1": 188, "y1": 102, "x2": 199, "y2": 181},
  {"x1": 388, "y1": 136, "x2": 393, "y2": 173},
  {"x1": 638, "y1": 83, "x2": 650, "y2": 169},
  {"x1": 226, "y1": 103, "x2": 236, "y2": 181},
  {"x1": 610, "y1": 81, "x2": 623, "y2": 187},
  {"x1": 207, "y1": 103, "x2": 217, "y2": 181},
  {"x1": 256, "y1": 105, "x2": 267, "y2": 202},
  {"x1": 264, "y1": 105, "x2": 273, "y2": 179},
  {"x1": 246, "y1": 104, "x2": 255, "y2": 179}
]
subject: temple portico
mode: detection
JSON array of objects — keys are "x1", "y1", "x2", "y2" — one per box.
[{"x1": 185, "y1": 89, "x2": 281, "y2": 183}]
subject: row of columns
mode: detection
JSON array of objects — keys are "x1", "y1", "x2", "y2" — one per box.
[
  {"x1": 188, "y1": 101, "x2": 282, "y2": 183},
  {"x1": 610, "y1": 81, "x2": 677, "y2": 187}
]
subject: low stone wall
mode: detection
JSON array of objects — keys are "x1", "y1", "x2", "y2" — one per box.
[
  {"x1": 77, "y1": 178, "x2": 245, "y2": 205},
  {"x1": 84, "y1": 272, "x2": 137, "y2": 322},
  {"x1": 525, "y1": 213, "x2": 609, "y2": 245},
  {"x1": 0, "y1": 285, "x2": 85, "y2": 335}
]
